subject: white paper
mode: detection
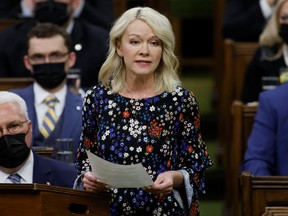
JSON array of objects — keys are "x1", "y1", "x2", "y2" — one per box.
[{"x1": 86, "y1": 150, "x2": 154, "y2": 188}]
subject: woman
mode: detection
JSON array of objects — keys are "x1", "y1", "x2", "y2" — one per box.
[
  {"x1": 75, "y1": 7, "x2": 212, "y2": 216},
  {"x1": 242, "y1": 0, "x2": 288, "y2": 103}
]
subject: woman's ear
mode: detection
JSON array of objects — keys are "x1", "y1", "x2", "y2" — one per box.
[{"x1": 116, "y1": 44, "x2": 123, "y2": 57}]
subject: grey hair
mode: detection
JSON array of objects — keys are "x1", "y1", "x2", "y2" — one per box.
[{"x1": 0, "y1": 91, "x2": 29, "y2": 119}]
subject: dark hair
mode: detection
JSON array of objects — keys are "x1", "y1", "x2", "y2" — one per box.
[{"x1": 27, "y1": 23, "x2": 72, "y2": 51}]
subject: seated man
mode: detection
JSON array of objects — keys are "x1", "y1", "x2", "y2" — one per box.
[
  {"x1": 10, "y1": 23, "x2": 82, "y2": 160},
  {"x1": 241, "y1": 82, "x2": 288, "y2": 175},
  {"x1": 0, "y1": 0, "x2": 109, "y2": 90},
  {"x1": 0, "y1": 91, "x2": 77, "y2": 187}
]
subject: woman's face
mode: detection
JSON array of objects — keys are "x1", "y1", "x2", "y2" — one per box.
[
  {"x1": 117, "y1": 19, "x2": 163, "y2": 80},
  {"x1": 279, "y1": 1, "x2": 288, "y2": 24}
]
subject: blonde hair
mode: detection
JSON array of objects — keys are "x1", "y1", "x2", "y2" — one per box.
[
  {"x1": 98, "y1": 7, "x2": 181, "y2": 93},
  {"x1": 259, "y1": 0, "x2": 288, "y2": 59}
]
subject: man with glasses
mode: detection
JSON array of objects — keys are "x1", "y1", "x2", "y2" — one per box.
[
  {"x1": 0, "y1": 91, "x2": 77, "y2": 186},
  {"x1": 0, "y1": 0, "x2": 109, "y2": 90},
  {"x1": 10, "y1": 23, "x2": 83, "y2": 162}
]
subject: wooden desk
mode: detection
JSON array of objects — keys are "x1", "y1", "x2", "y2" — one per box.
[{"x1": 0, "y1": 183, "x2": 110, "y2": 216}]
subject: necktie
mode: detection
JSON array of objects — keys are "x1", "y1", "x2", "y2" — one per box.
[
  {"x1": 40, "y1": 95, "x2": 58, "y2": 138},
  {"x1": 8, "y1": 173, "x2": 21, "y2": 184}
]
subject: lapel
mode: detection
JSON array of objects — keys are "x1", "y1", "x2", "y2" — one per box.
[{"x1": 60, "y1": 90, "x2": 82, "y2": 138}]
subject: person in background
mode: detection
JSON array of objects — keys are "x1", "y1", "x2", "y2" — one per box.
[
  {"x1": 0, "y1": 0, "x2": 109, "y2": 90},
  {"x1": 241, "y1": 0, "x2": 288, "y2": 103},
  {"x1": 0, "y1": 91, "x2": 77, "y2": 187},
  {"x1": 0, "y1": 0, "x2": 114, "y2": 30},
  {"x1": 222, "y1": 0, "x2": 278, "y2": 41},
  {"x1": 241, "y1": 82, "x2": 288, "y2": 175},
  {"x1": 10, "y1": 23, "x2": 82, "y2": 160},
  {"x1": 73, "y1": 0, "x2": 114, "y2": 30},
  {"x1": 75, "y1": 6, "x2": 212, "y2": 216}
]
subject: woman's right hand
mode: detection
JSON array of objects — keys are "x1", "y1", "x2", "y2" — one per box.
[{"x1": 82, "y1": 171, "x2": 109, "y2": 192}]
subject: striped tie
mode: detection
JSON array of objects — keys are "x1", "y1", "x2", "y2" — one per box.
[
  {"x1": 40, "y1": 95, "x2": 58, "y2": 138},
  {"x1": 8, "y1": 173, "x2": 21, "y2": 183}
]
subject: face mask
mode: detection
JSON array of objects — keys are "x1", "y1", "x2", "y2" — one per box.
[
  {"x1": 32, "y1": 62, "x2": 67, "y2": 89},
  {"x1": 34, "y1": 0, "x2": 69, "y2": 26},
  {"x1": 0, "y1": 134, "x2": 30, "y2": 168},
  {"x1": 279, "y1": 24, "x2": 288, "y2": 44}
]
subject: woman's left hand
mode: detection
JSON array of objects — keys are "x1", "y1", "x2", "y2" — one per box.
[{"x1": 144, "y1": 171, "x2": 183, "y2": 196}]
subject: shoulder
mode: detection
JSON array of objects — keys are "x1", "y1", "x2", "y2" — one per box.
[
  {"x1": 259, "y1": 83, "x2": 288, "y2": 104},
  {"x1": 9, "y1": 85, "x2": 34, "y2": 98},
  {"x1": 74, "y1": 18, "x2": 109, "y2": 37},
  {"x1": 85, "y1": 84, "x2": 109, "y2": 98},
  {"x1": 66, "y1": 89, "x2": 84, "y2": 105},
  {"x1": 34, "y1": 153, "x2": 77, "y2": 174}
]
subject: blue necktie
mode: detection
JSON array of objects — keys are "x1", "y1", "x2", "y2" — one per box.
[
  {"x1": 8, "y1": 173, "x2": 21, "y2": 184},
  {"x1": 40, "y1": 95, "x2": 58, "y2": 138}
]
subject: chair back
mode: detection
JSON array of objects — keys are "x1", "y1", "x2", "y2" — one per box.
[
  {"x1": 228, "y1": 100, "x2": 258, "y2": 216},
  {"x1": 0, "y1": 77, "x2": 33, "y2": 91},
  {"x1": 241, "y1": 171, "x2": 288, "y2": 216},
  {"x1": 219, "y1": 39, "x2": 258, "y2": 214}
]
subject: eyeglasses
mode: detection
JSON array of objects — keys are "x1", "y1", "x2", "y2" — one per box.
[
  {"x1": 28, "y1": 52, "x2": 69, "y2": 64},
  {"x1": 0, "y1": 120, "x2": 29, "y2": 137}
]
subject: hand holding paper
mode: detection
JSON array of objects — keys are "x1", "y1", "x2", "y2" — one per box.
[{"x1": 86, "y1": 151, "x2": 154, "y2": 188}]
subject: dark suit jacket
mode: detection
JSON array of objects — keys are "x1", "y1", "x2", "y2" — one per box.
[
  {"x1": 0, "y1": 18, "x2": 109, "y2": 89},
  {"x1": 32, "y1": 151, "x2": 77, "y2": 187},
  {"x1": 222, "y1": 0, "x2": 266, "y2": 41},
  {"x1": 80, "y1": 0, "x2": 114, "y2": 30},
  {"x1": 241, "y1": 83, "x2": 288, "y2": 176},
  {"x1": 0, "y1": 0, "x2": 20, "y2": 18},
  {"x1": 0, "y1": 0, "x2": 115, "y2": 30},
  {"x1": 241, "y1": 46, "x2": 286, "y2": 103},
  {"x1": 10, "y1": 85, "x2": 83, "y2": 159}
]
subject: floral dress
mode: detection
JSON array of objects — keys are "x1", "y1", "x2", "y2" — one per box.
[{"x1": 76, "y1": 84, "x2": 213, "y2": 216}]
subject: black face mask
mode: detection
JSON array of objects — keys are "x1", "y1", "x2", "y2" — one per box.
[
  {"x1": 0, "y1": 133, "x2": 30, "y2": 168},
  {"x1": 279, "y1": 24, "x2": 288, "y2": 44},
  {"x1": 32, "y1": 62, "x2": 67, "y2": 89},
  {"x1": 34, "y1": 0, "x2": 69, "y2": 26}
]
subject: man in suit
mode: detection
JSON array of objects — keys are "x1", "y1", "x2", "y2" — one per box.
[
  {"x1": 222, "y1": 0, "x2": 278, "y2": 41},
  {"x1": 10, "y1": 23, "x2": 82, "y2": 160},
  {"x1": 241, "y1": 82, "x2": 288, "y2": 175},
  {"x1": 0, "y1": 91, "x2": 77, "y2": 187},
  {"x1": 0, "y1": 0, "x2": 109, "y2": 89}
]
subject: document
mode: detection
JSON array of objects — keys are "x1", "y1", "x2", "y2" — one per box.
[{"x1": 86, "y1": 151, "x2": 154, "y2": 188}]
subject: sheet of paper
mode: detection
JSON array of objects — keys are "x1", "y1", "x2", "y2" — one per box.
[{"x1": 86, "y1": 150, "x2": 154, "y2": 188}]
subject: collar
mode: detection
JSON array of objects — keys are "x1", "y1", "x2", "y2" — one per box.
[
  {"x1": 0, "y1": 150, "x2": 34, "y2": 183},
  {"x1": 33, "y1": 82, "x2": 67, "y2": 106}
]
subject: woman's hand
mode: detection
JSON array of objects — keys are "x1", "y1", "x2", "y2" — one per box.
[
  {"x1": 144, "y1": 171, "x2": 183, "y2": 196},
  {"x1": 82, "y1": 171, "x2": 110, "y2": 192}
]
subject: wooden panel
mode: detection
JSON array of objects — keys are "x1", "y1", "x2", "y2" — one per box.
[
  {"x1": 220, "y1": 40, "x2": 258, "y2": 214},
  {"x1": 227, "y1": 100, "x2": 258, "y2": 216},
  {"x1": 0, "y1": 77, "x2": 33, "y2": 91},
  {"x1": 241, "y1": 171, "x2": 288, "y2": 216}
]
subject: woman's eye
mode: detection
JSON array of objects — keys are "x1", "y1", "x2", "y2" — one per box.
[
  {"x1": 130, "y1": 40, "x2": 140, "y2": 45},
  {"x1": 150, "y1": 41, "x2": 160, "y2": 46}
]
